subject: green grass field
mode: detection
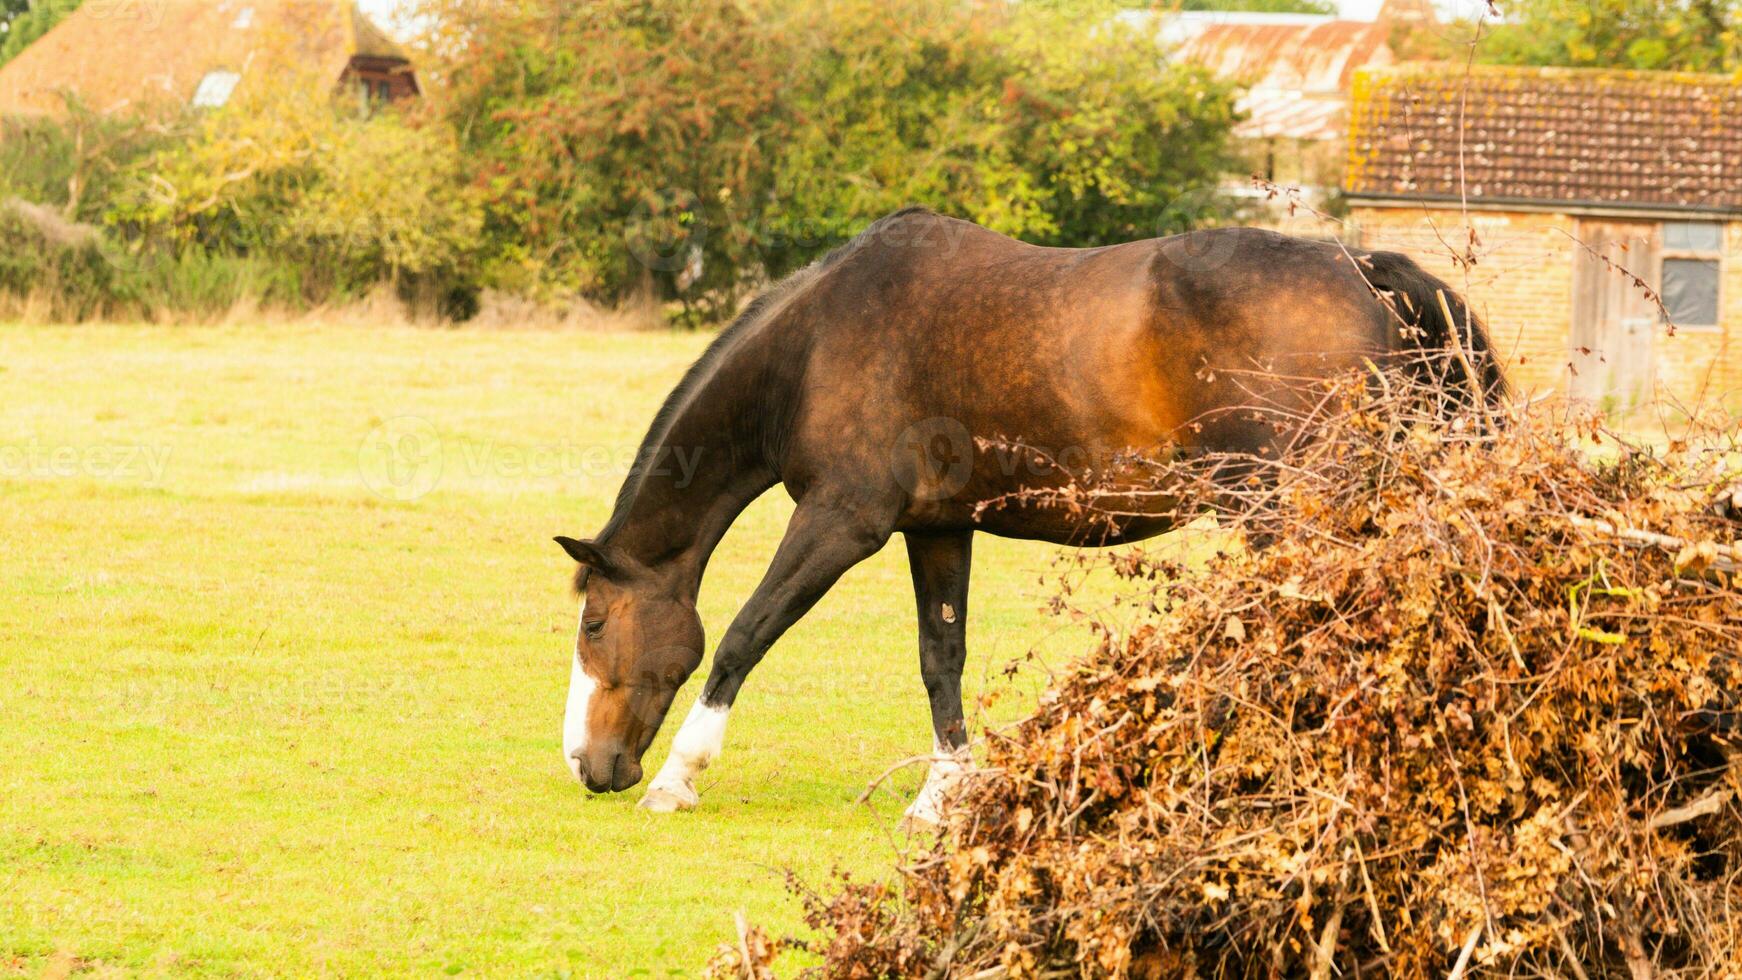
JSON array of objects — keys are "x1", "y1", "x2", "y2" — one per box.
[{"x1": 0, "y1": 323, "x2": 1136, "y2": 977}]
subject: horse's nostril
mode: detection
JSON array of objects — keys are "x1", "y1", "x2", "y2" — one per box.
[{"x1": 573, "y1": 746, "x2": 638, "y2": 793}]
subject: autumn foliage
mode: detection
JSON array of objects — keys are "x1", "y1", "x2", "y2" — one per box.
[{"x1": 718, "y1": 371, "x2": 1742, "y2": 977}]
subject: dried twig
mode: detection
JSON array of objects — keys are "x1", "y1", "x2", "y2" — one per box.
[
  {"x1": 1310, "y1": 893, "x2": 1347, "y2": 980},
  {"x1": 1649, "y1": 788, "x2": 1731, "y2": 830},
  {"x1": 1446, "y1": 924, "x2": 1484, "y2": 980},
  {"x1": 1566, "y1": 515, "x2": 1741, "y2": 574}
]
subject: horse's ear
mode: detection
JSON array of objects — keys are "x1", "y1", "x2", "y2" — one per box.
[{"x1": 554, "y1": 536, "x2": 613, "y2": 572}]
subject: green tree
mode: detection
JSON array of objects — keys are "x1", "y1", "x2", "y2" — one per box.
[
  {"x1": 766, "y1": 0, "x2": 1238, "y2": 266},
  {"x1": 0, "y1": 0, "x2": 32, "y2": 30},
  {"x1": 422, "y1": 0, "x2": 794, "y2": 320},
  {"x1": 420, "y1": 0, "x2": 1240, "y2": 319},
  {"x1": 985, "y1": 3, "x2": 1241, "y2": 247},
  {"x1": 1480, "y1": 0, "x2": 1742, "y2": 72},
  {"x1": 0, "y1": 0, "x2": 80, "y2": 67}
]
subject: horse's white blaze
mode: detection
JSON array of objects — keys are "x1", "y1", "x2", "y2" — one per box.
[
  {"x1": 645, "y1": 698, "x2": 730, "y2": 803},
  {"x1": 562, "y1": 644, "x2": 598, "y2": 783},
  {"x1": 904, "y1": 738, "x2": 972, "y2": 826}
]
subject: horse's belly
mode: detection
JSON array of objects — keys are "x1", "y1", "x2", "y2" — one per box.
[
  {"x1": 970, "y1": 505, "x2": 1178, "y2": 546},
  {"x1": 895, "y1": 440, "x2": 1184, "y2": 546}
]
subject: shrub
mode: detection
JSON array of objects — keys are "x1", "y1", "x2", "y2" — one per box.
[
  {"x1": 0, "y1": 199, "x2": 314, "y2": 321},
  {"x1": 0, "y1": 99, "x2": 162, "y2": 222},
  {"x1": 127, "y1": 248, "x2": 306, "y2": 320},
  {"x1": 108, "y1": 67, "x2": 485, "y2": 315},
  {"x1": 0, "y1": 198, "x2": 128, "y2": 319},
  {"x1": 424, "y1": 0, "x2": 797, "y2": 321},
  {"x1": 759, "y1": 0, "x2": 1238, "y2": 276}
]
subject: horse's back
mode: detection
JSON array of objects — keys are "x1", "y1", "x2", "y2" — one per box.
[
  {"x1": 795, "y1": 214, "x2": 1385, "y2": 428},
  {"x1": 775, "y1": 212, "x2": 1391, "y2": 538}
]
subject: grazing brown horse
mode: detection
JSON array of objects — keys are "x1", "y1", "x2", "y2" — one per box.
[{"x1": 557, "y1": 207, "x2": 1505, "y2": 819}]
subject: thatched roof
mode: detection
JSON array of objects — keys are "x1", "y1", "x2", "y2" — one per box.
[{"x1": 0, "y1": 0, "x2": 414, "y2": 117}]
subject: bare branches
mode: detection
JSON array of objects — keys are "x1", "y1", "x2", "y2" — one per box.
[{"x1": 769, "y1": 370, "x2": 1742, "y2": 979}]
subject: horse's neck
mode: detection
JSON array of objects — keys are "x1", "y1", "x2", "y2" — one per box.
[{"x1": 605, "y1": 332, "x2": 783, "y2": 595}]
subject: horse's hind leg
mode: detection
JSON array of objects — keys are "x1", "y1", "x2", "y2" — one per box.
[
  {"x1": 640, "y1": 491, "x2": 895, "y2": 813},
  {"x1": 901, "y1": 530, "x2": 973, "y2": 826}
]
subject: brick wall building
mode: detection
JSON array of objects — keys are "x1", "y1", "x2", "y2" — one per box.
[{"x1": 1345, "y1": 65, "x2": 1742, "y2": 411}]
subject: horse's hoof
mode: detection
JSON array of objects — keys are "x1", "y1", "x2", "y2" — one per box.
[{"x1": 638, "y1": 786, "x2": 697, "y2": 813}]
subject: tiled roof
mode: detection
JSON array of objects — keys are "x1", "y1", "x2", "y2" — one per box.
[
  {"x1": 0, "y1": 0, "x2": 412, "y2": 117},
  {"x1": 1346, "y1": 64, "x2": 1742, "y2": 213}
]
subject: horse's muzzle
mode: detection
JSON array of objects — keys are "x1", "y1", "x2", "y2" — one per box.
[{"x1": 573, "y1": 746, "x2": 643, "y2": 794}]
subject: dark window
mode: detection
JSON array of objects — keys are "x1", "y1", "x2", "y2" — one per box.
[
  {"x1": 1663, "y1": 258, "x2": 1720, "y2": 327},
  {"x1": 1660, "y1": 221, "x2": 1724, "y2": 329}
]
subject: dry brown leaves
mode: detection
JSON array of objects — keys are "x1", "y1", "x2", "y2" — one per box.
[{"x1": 717, "y1": 370, "x2": 1742, "y2": 979}]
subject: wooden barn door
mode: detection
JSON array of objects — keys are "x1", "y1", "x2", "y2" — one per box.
[{"x1": 1571, "y1": 220, "x2": 1659, "y2": 407}]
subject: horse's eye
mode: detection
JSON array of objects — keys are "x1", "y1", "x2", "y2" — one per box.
[{"x1": 584, "y1": 620, "x2": 605, "y2": 640}]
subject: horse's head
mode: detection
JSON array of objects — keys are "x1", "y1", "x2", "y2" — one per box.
[{"x1": 555, "y1": 536, "x2": 704, "y2": 793}]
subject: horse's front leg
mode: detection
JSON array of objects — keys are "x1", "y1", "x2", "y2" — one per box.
[
  {"x1": 901, "y1": 530, "x2": 973, "y2": 827},
  {"x1": 640, "y1": 491, "x2": 895, "y2": 812}
]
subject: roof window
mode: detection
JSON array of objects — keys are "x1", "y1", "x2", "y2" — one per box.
[{"x1": 191, "y1": 70, "x2": 241, "y2": 108}]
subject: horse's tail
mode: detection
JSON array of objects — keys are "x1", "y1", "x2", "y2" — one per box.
[{"x1": 1362, "y1": 250, "x2": 1510, "y2": 408}]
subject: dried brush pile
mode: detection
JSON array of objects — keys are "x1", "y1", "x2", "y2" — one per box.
[{"x1": 715, "y1": 371, "x2": 1742, "y2": 978}]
